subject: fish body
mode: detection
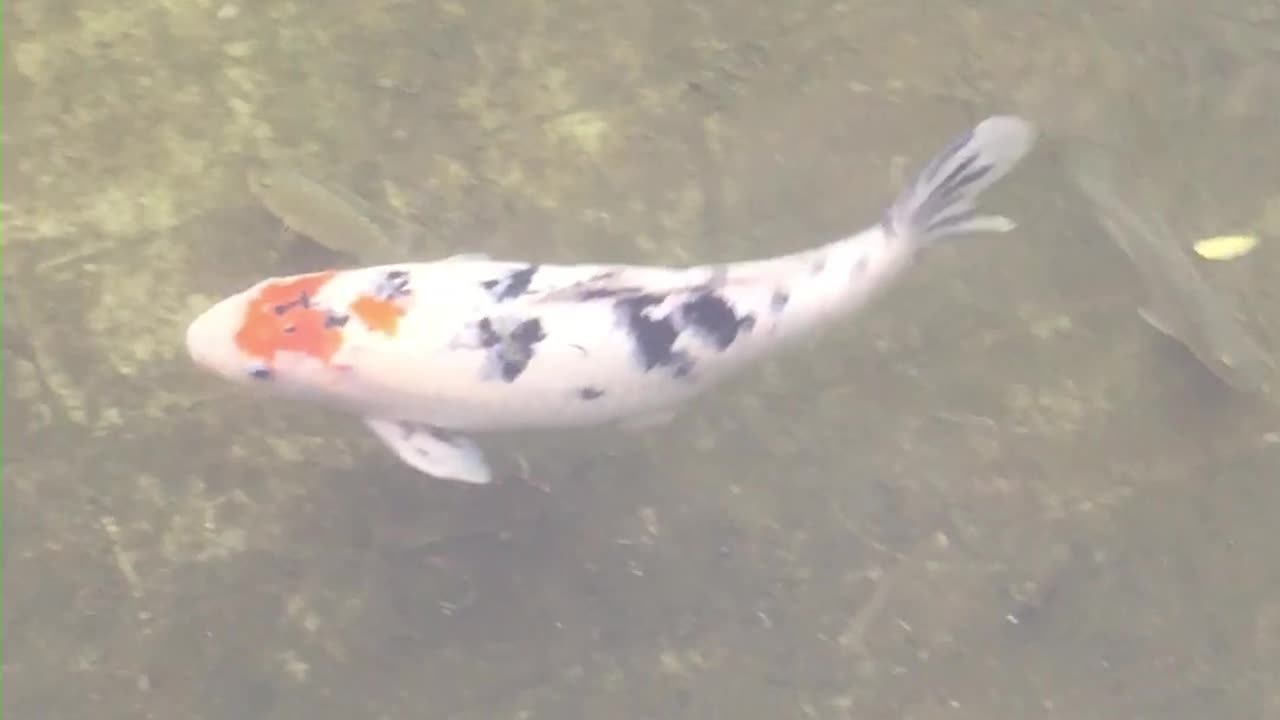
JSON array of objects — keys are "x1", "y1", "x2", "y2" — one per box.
[
  {"x1": 188, "y1": 116, "x2": 1037, "y2": 484},
  {"x1": 1063, "y1": 141, "x2": 1273, "y2": 394},
  {"x1": 247, "y1": 167, "x2": 409, "y2": 263}
]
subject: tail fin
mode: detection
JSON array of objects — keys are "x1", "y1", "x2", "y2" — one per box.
[{"x1": 886, "y1": 115, "x2": 1036, "y2": 245}]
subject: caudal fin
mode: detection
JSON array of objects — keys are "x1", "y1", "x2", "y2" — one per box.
[{"x1": 886, "y1": 115, "x2": 1036, "y2": 245}]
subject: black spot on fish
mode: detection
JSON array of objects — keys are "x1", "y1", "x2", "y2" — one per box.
[
  {"x1": 474, "y1": 317, "x2": 501, "y2": 348},
  {"x1": 272, "y1": 292, "x2": 312, "y2": 316},
  {"x1": 510, "y1": 318, "x2": 546, "y2": 346},
  {"x1": 495, "y1": 326, "x2": 543, "y2": 381},
  {"x1": 616, "y1": 294, "x2": 680, "y2": 371},
  {"x1": 471, "y1": 316, "x2": 547, "y2": 382},
  {"x1": 325, "y1": 313, "x2": 349, "y2": 328},
  {"x1": 613, "y1": 293, "x2": 702, "y2": 379},
  {"x1": 577, "y1": 286, "x2": 635, "y2": 300},
  {"x1": 679, "y1": 292, "x2": 754, "y2": 350},
  {"x1": 559, "y1": 271, "x2": 650, "y2": 301},
  {"x1": 852, "y1": 254, "x2": 869, "y2": 277},
  {"x1": 377, "y1": 269, "x2": 412, "y2": 299},
  {"x1": 248, "y1": 365, "x2": 273, "y2": 381},
  {"x1": 482, "y1": 265, "x2": 538, "y2": 301},
  {"x1": 577, "y1": 386, "x2": 605, "y2": 400},
  {"x1": 496, "y1": 360, "x2": 523, "y2": 382},
  {"x1": 770, "y1": 290, "x2": 790, "y2": 313}
]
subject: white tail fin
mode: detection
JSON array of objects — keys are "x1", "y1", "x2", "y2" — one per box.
[{"x1": 886, "y1": 115, "x2": 1036, "y2": 245}]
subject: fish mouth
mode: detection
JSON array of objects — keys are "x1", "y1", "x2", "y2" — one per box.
[{"x1": 185, "y1": 293, "x2": 253, "y2": 380}]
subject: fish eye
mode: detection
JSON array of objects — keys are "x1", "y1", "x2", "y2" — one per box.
[{"x1": 248, "y1": 365, "x2": 274, "y2": 381}]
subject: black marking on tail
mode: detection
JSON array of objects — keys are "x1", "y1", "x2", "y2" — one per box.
[
  {"x1": 887, "y1": 116, "x2": 1035, "y2": 243},
  {"x1": 908, "y1": 160, "x2": 994, "y2": 232},
  {"x1": 919, "y1": 128, "x2": 974, "y2": 180}
]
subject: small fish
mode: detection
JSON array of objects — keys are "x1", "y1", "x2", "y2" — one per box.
[
  {"x1": 188, "y1": 116, "x2": 1037, "y2": 484},
  {"x1": 1063, "y1": 140, "x2": 1273, "y2": 394},
  {"x1": 247, "y1": 167, "x2": 409, "y2": 263}
]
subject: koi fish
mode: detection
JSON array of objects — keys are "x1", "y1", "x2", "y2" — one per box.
[
  {"x1": 187, "y1": 115, "x2": 1037, "y2": 484},
  {"x1": 247, "y1": 166, "x2": 410, "y2": 263},
  {"x1": 1063, "y1": 139, "x2": 1274, "y2": 394}
]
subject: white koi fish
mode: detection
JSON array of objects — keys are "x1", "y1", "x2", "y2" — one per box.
[{"x1": 187, "y1": 115, "x2": 1037, "y2": 484}]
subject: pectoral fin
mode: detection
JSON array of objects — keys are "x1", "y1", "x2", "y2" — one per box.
[{"x1": 364, "y1": 418, "x2": 493, "y2": 484}]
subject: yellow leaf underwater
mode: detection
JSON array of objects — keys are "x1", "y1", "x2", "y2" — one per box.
[{"x1": 1192, "y1": 234, "x2": 1259, "y2": 261}]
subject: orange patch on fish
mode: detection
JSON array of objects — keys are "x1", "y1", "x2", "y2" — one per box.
[
  {"x1": 349, "y1": 294, "x2": 405, "y2": 336},
  {"x1": 234, "y1": 271, "x2": 344, "y2": 365}
]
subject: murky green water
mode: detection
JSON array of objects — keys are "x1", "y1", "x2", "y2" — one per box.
[{"x1": 4, "y1": 1, "x2": 1280, "y2": 718}]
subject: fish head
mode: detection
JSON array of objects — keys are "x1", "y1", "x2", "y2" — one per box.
[{"x1": 186, "y1": 270, "x2": 360, "y2": 400}]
